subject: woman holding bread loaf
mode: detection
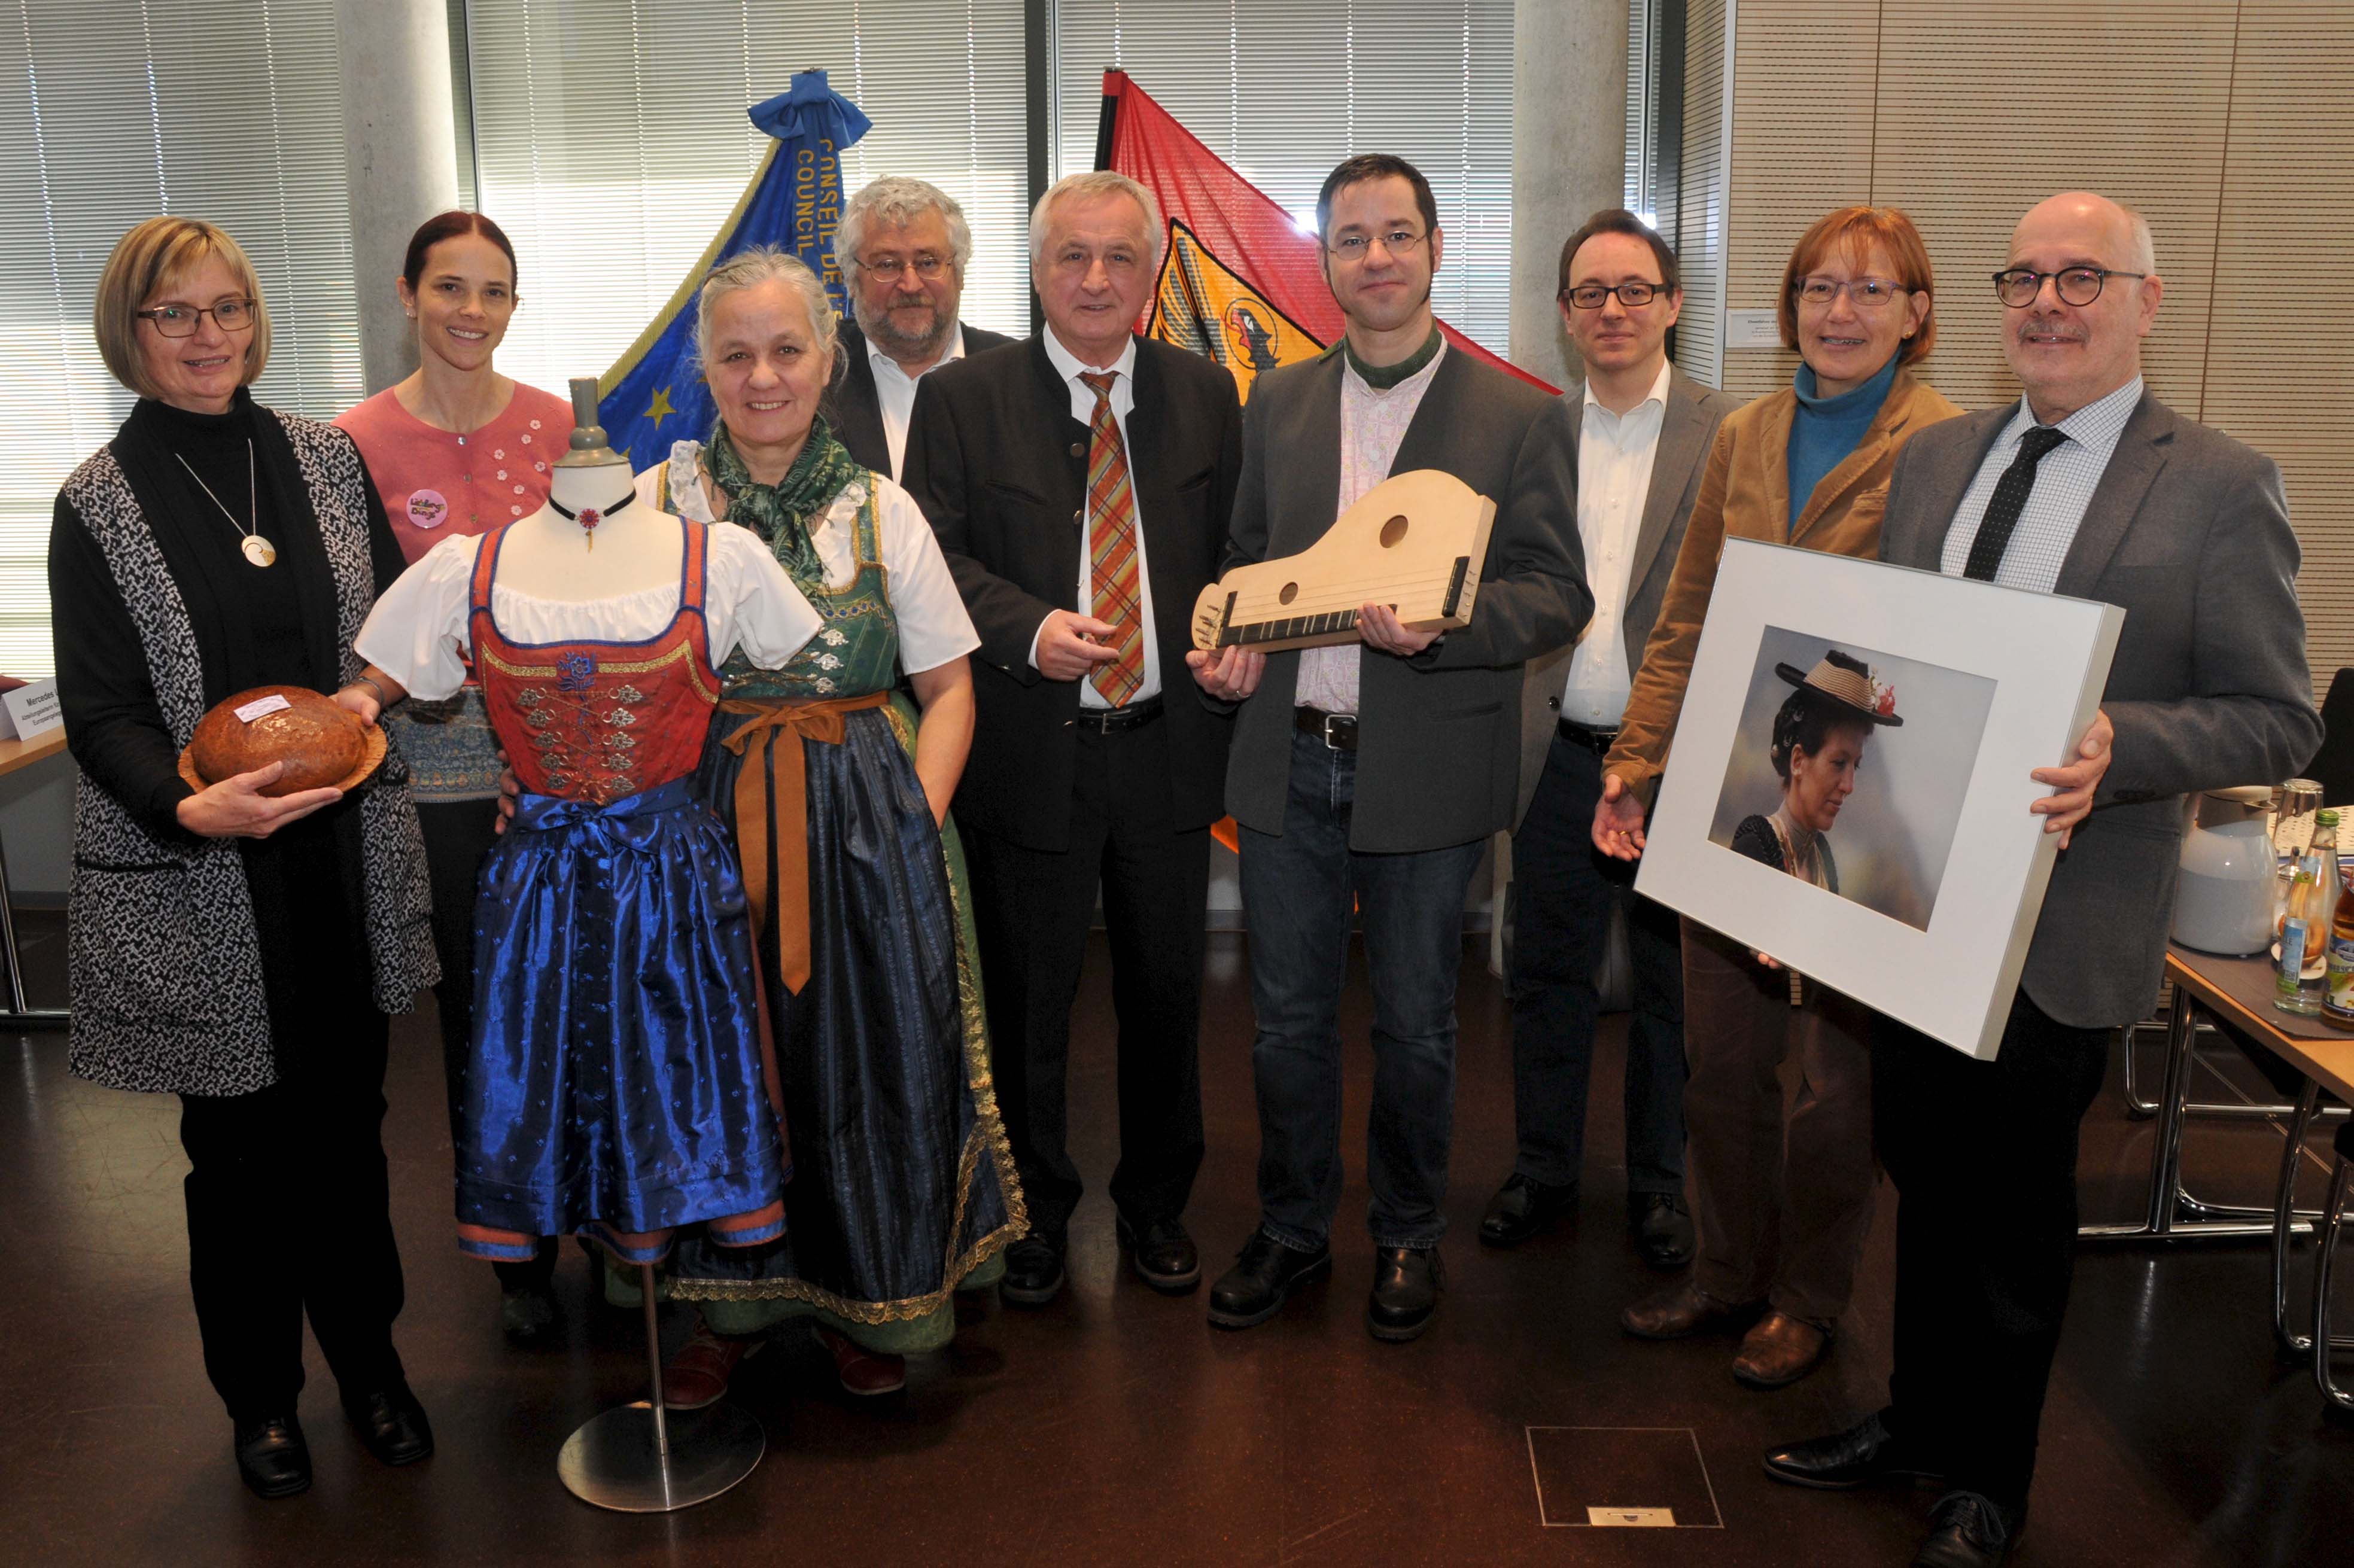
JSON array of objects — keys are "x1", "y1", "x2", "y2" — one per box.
[{"x1": 48, "y1": 216, "x2": 438, "y2": 1502}]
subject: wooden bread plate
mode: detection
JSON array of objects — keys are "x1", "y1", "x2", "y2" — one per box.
[{"x1": 178, "y1": 720, "x2": 388, "y2": 798}]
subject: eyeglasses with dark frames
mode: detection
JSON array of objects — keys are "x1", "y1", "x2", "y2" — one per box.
[
  {"x1": 1562, "y1": 282, "x2": 1667, "y2": 309},
  {"x1": 1992, "y1": 267, "x2": 2147, "y2": 307},
  {"x1": 135, "y1": 299, "x2": 256, "y2": 337}
]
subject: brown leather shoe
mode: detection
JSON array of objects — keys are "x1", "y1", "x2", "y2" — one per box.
[
  {"x1": 1733, "y1": 1310, "x2": 1831, "y2": 1389},
  {"x1": 815, "y1": 1326, "x2": 907, "y2": 1396},
  {"x1": 1620, "y1": 1280, "x2": 1765, "y2": 1340}
]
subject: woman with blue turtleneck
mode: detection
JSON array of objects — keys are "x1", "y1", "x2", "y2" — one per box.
[{"x1": 1596, "y1": 206, "x2": 1960, "y2": 1392}]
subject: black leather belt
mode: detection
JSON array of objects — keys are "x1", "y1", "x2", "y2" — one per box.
[
  {"x1": 1557, "y1": 717, "x2": 1620, "y2": 756},
  {"x1": 1074, "y1": 695, "x2": 1163, "y2": 734},
  {"x1": 1295, "y1": 704, "x2": 1359, "y2": 751}
]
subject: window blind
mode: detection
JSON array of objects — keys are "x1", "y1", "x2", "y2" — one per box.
[
  {"x1": 4, "y1": 0, "x2": 360, "y2": 679},
  {"x1": 463, "y1": 0, "x2": 1030, "y2": 410},
  {"x1": 1050, "y1": 0, "x2": 1517, "y2": 358}
]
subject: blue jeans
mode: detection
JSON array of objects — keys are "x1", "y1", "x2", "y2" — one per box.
[
  {"x1": 1507, "y1": 730, "x2": 1687, "y2": 1193},
  {"x1": 1240, "y1": 726, "x2": 1487, "y2": 1251}
]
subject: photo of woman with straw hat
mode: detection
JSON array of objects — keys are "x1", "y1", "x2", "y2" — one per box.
[{"x1": 1730, "y1": 650, "x2": 1903, "y2": 895}]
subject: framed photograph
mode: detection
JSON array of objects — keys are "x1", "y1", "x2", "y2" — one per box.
[{"x1": 1635, "y1": 541, "x2": 2123, "y2": 1060}]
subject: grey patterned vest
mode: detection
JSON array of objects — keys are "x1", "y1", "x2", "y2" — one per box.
[{"x1": 57, "y1": 410, "x2": 436, "y2": 1097}]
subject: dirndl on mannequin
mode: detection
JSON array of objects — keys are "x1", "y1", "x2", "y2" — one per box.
[{"x1": 352, "y1": 385, "x2": 823, "y2": 1265}]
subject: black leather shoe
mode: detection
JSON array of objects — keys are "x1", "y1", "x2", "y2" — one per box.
[
  {"x1": 1000, "y1": 1233, "x2": 1066, "y2": 1307},
  {"x1": 343, "y1": 1383, "x2": 434, "y2": 1467},
  {"x1": 1478, "y1": 1174, "x2": 1577, "y2": 1247},
  {"x1": 1207, "y1": 1231, "x2": 1331, "y2": 1329},
  {"x1": 1115, "y1": 1214, "x2": 1202, "y2": 1293},
  {"x1": 1763, "y1": 1411, "x2": 1942, "y2": 1491},
  {"x1": 1912, "y1": 1491, "x2": 2022, "y2": 1568},
  {"x1": 1628, "y1": 1192, "x2": 1695, "y2": 1269},
  {"x1": 1366, "y1": 1246, "x2": 1444, "y2": 1342},
  {"x1": 233, "y1": 1415, "x2": 312, "y2": 1499},
  {"x1": 501, "y1": 1282, "x2": 558, "y2": 1344}
]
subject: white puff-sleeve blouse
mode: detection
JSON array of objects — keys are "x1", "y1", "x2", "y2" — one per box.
[{"x1": 354, "y1": 520, "x2": 823, "y2": 702}]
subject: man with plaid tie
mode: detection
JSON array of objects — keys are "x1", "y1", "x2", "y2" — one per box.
[
  {"x1": 905, "y1": 170, "x2": 1244, "y2": 1308},
  {"x1": 1190, "y1": 154, "x2": 1589, "y2": 1342},
  {"x1": 1763, "y1": 192, "x2": 2320, "y2": 1568}
]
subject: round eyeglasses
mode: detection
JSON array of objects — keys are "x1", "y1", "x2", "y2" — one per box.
[{"x1": 1992, "y1": 267, "x2": 2147, "y2": 307}]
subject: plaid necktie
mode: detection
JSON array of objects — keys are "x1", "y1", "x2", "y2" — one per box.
[
  {"x1": 1961, "y1": 425, "x2": 2067, "y2": 581},
  {"x1": 1079, "y1": 370, "x2": 1146, "y2": 706}
]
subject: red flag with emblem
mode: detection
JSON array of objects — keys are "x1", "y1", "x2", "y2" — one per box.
[{"x1": 1097, "y1": 69, "x2": 1554, "y2": 402}]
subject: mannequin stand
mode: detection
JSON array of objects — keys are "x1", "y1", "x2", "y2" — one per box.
[{"x1": 557, "y1": 1261, "x2": 765, "y2": 1511}]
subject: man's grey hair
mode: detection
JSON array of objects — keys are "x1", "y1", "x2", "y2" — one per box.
[
  {"x1": 833, "y1": 175, "x2": 974, "y2": 275},
  {"x1": 1028, "y1": 169, "x2": 1163, "y2": 272},
  {"x1": 692, "y1": 245, "x2": 838, "y2": 370},
  {"x1": 2116, "y1": 200, "x2": 2158, "y2": 276}
]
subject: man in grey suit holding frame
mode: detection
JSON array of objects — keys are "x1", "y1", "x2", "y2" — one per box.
[
  {"x1": 1764, "y1": 193, "x2": 2320, "y2": 1568},
  {"x1": 1188, "y1": 154, "x2": 1589, "y2": 1343}
]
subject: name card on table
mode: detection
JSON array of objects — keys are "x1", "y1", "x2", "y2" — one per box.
[{"x1": 0, "y1": 679, "x2": 63, "y2": 742}]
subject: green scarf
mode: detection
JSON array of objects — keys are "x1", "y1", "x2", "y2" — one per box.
[
  {"x1": 705, "y1": 413, "x2": 862, "y2": 580},
  {"x1": 1342, "y1": 324, "x2": 1443, "y2": 390}
]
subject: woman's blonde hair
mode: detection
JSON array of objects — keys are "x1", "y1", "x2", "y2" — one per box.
[{"x1": 93, "y1": 216, "x2": 272, "y2": 398}]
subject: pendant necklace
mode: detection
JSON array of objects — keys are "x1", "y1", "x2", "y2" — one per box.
[
  {"x1": 548, "y1": 486, "x2": 634, "y2": 552},
  {"x1": 175, "y1": 441, "x2": 275, "y2": 567}
]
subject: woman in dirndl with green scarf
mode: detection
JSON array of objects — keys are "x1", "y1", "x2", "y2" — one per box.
[{"x1": 633, "y1": 246, "x2": 1022, "y2": 1402}]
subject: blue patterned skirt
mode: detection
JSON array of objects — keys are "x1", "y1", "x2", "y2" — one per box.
[
  {"x1": 454, "y1": 777, "x2": 786, "y2": 1257},
  {"x1": 667, "y1": 698, "x2": 1021, "y2": 1332}
]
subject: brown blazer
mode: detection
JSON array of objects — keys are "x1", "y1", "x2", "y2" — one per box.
[{"x1": 1602, "y1": 367, "x2": 1962, "y2": 802}]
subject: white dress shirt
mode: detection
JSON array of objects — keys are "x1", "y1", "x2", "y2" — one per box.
[
  {"x1": 1559, "y1": 360, "x2": 1671, "y2": 727},
  {"x1": 866, "y1": 324, "x2": 966, "y2": 481},
  {"x1": 1035, "y1": 330, "x2": 1161, "y2": 707},
  {"x1": 1295, "y1": 337, "x2": 1450, "y2": 716},
  {"x1": 1939, "y1": 375, "x2": 2144, "y2": 593}
]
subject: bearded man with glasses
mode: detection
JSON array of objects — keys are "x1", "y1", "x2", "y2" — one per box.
[{"x1": 828, "y1": 175, "x2": 1012, "y2": 480}]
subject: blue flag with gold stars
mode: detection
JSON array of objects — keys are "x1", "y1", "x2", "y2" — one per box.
[{"x1": 597, "y1": 72, "x2": 871, "y2": 472}]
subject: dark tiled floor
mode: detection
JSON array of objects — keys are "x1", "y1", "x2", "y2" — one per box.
[{"x1": 4, "y1": 917, "x2": 2352, "y2": 1565}]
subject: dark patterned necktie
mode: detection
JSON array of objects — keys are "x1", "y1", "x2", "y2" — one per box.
[{"x1": 1961, "y1": 425, "x2": 2067, "y2": 581}]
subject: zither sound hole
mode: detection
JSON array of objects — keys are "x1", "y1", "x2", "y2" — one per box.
[
  {"x1": 1280, "y1": 582, "x2": 1299, "y2": 605},
  {"x1": 1379, "y1": 514, "x2": 1409, "y2": 547}
]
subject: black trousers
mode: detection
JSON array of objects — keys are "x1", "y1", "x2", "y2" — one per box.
[
  {"x1": 1873, "y1": 991, "x2": 2110, "y2": 1511},
  {"x1": 178, "y1": 998, "x2": 406, "y2": 1426},
  {"x1": 960, "y1": 713, "x2": 1209, "y2": 1240},
  {"x1": 418, "y1": 798, "x2": 556, "y2": 1290},
  {"x1": 1507, "y1": 732, "x2": 1687, "y2": 1193}
]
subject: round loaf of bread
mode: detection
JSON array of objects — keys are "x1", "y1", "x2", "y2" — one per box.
[{"x1": 186, "y1": 685, "x2": 366, "y2": 797}]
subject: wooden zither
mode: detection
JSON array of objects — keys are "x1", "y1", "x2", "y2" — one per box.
[{"x1": 1190, "y1": 469, "x2": 1497, "y2": 654}]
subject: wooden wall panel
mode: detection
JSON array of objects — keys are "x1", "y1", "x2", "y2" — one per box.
[
  {"x1": 1718, "y1": 1, "x2": 1878, "y2": 401},
  {"x1": 2201, "y1": 2, "x2": 2354, "y2": 695},
  {"x1": 1865, "y1": 1, "x2": 2235, "y2": 416}
]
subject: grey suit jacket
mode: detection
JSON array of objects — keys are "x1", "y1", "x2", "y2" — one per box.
[
  {"x1": 1879, "y1": 391, "x2": 2321, "y2": 1029},
  {"x1": 1222, "y1": 344, "x2": 1590, "y2": 854},
  {"x1": 1515, "y1": 367, "x2": 1737, "y2": 822}
]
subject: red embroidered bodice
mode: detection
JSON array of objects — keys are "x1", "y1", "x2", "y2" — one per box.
[{"x1": 469, "y1": 520, "x2": 720, "y2": 803}]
